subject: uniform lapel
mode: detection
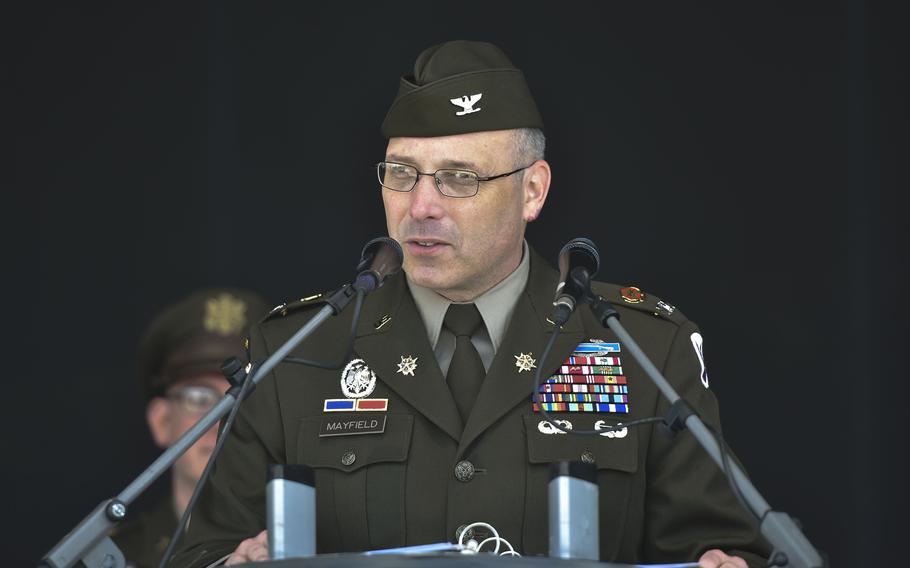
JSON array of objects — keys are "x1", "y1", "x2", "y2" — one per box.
[
  {"x1": 457, "y1": 249, "x2": 585, "y2": 456},
  {"x1": 353, "y1": 273, "x2": 464, "y2": 442}
]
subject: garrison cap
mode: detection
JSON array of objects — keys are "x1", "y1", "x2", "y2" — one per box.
[
  {"x1": 381, "y1": 40, "x2": 544, "y2": 138},
  {"x1": 138, "y1": 288, "x2": 270, "y2": 400}
]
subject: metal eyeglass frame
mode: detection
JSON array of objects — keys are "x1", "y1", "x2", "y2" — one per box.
[{"x1": 376, "y1": 160, "x2": 534, "y2": 198}]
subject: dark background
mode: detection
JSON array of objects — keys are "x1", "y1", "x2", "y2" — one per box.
[{"x1": 8, "y1": 2, "x2": 907, "y2": 566}]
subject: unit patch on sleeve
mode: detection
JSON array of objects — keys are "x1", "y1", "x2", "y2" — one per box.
[{"x1": 690, "y1": 332, "x2": 709, "y2": 388}]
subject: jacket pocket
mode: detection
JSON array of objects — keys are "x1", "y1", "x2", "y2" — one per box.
[
  {"x1": 521, "y1": 413, "x2": 639, "y2": 560},
  {"x1": 296, "y1": 413, "x2": 414, "y2": 552}
]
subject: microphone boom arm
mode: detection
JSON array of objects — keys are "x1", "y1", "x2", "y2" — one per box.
[{"x1": 587, "y1": 295, "x2": 825, "y2": 568}]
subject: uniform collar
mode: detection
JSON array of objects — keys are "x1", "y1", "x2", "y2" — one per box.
[{"x1": 407, "y1": 240, "x2": 530, "y2": 352}]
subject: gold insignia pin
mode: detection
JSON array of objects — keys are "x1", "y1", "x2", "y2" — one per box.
[
  {"x1": 514, "y1": 353, "x2": 537, "y2": 373},
  {"x1": 397, "y1": 355, "x2": 418, "y2": 376},
  {"x1": 203, "y1": 293, "x2": 247, "y2": 336}
]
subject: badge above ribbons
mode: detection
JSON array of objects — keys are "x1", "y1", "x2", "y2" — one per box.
[{"x1": 533, "y1": 340, "x2": 630, "y2": 414}]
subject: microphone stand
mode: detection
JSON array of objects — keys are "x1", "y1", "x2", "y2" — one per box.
[
  {"x1": 40, "y1": 283, "x2": 365, "y2": 568},
  {"x1": 558, "y1": 264, "x2": 823, "y2": 567}
]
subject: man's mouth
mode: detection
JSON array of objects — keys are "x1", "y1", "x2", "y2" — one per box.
[{"x1": 405, "y1": 239, "x2": 449, "y2": 254}]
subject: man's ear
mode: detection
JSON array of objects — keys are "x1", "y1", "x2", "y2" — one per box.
[
  {"x1": 146, "y1": 397, "x2": 173, "y2": 448},
  {"x1": 522, "y1": 159, "x2": 551, "y2": 222}
]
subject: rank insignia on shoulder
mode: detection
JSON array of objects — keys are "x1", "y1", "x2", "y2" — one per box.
[
  {"x1": 656, "y1": 300, "x2": 676, "y2": 316},
  {"x1": 264, "y1": 293, "x2": 325, "y2": 321}
]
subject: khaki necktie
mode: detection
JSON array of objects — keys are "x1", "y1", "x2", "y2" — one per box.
[{"x1": 444, "y1": 303, "x2": 486, "y2": 422}]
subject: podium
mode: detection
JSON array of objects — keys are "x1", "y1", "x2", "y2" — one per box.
[{"x1": 231, "y1": 554, "x2": 671, "y2": 568}]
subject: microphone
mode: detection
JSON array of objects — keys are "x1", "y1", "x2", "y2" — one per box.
[
  {"x1": 353, "y1": 237, "x2": 404, "y2": 293},
  {"x1": 267, "y1": 464, "x2": 316, "y2": 559},
  {"x1": 552, "y1": 238, "x2": 600, "y2": 324}
]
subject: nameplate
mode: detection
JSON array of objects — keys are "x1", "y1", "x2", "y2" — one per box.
[{"x1": 319, "y1": 415, "x2": 387, "y2": 437}]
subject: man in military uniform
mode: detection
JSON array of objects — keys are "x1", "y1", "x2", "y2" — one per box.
[
  {"x1": 171, "y1": 41, "x2": 770, "y2": 568},
  {"x1": 111, "y1": 288, "x2": 269, "y2": 568}
]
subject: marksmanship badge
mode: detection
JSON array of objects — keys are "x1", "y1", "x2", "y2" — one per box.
[{"x1": 340, "y1": 359, "x2": 376, "y2": 398}]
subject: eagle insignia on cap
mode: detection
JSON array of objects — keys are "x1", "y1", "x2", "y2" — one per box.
[
  {"x1": 203, "y1": 293, "x2": 248, "y2": 336},
  {"x1": 450, "y1": 93, "x2": 482, "y2": 116}
]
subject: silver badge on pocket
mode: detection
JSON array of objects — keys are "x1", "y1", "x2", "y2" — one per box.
[{"x1": 594, "y1": 420, "x2": 628, "y2": 438}]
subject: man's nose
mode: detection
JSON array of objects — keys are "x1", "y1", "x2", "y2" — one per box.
[{"x1": 408, "y1": 173, "x2": 445, "y2": 219}]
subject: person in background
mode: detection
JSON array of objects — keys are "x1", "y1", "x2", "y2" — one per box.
[{"x1": 111, "y1": 288, "x2": 270, "y2": 568}]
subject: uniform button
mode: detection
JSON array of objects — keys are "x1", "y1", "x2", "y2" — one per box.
[
  {"x1": 581, "y1": 449, "x2": 595, "y2": 464},
  {"x1": 455, "y1": 524, "x2": 475, "y2": 542},
  {"x1": 341, "y1": 450, "x2": 356, "y2": 466},
  {"x1": 454, "y1": 460, "x2": 475, "y2": 482}
]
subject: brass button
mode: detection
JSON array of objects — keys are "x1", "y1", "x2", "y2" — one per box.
[
  {"x1": 341, "y1": 450, "x2": 356, "y2": 466},
  {"x1": 455, "y1": 524, "x2": 475, "y2": 542},
  {"x1": 454, "y1": 460, "x2": 475, "y2": 482},
  {"x1": 581, "y1": 449, "x2": 595, "y2": 464}
]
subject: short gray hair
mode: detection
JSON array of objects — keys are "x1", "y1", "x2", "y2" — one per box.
[{"x1": 513, "y1": 127, "x2": 546, "y2": 165}]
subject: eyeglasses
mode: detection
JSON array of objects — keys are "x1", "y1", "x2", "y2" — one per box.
[
  {"x1": 376, "y1": 161, "x2": 533, "y2": 198},
  {"x1": 166, "y1": 385, "x2": 222, "y2": 415}
]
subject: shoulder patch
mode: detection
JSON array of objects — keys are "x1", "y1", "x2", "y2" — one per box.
[
  {"x1": 262, "y1": 292, "x2": 326, "y2": 322},
  {"x1": 591, "y1": 281, "x2": 687, "y2": 325}
]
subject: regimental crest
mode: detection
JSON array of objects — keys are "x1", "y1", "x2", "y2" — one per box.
[
  {"x1": 397, "y1": 355, "x2": 418, "y2": 377},
  {"x1": 203, "y1": 293, "x2": 247, "y2": 336},
  {"x1": 340, "y1": 359, "x2": 377, "y2": 398},
  {"x1": 620, "y1": 286, "x2": 645, "y2": 304},
  {"x1": 450, "y1": 93, "x2": 483, "y2": 116}
]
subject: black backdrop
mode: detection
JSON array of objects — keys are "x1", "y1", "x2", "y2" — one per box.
[{"x1": 8, "y1": 2, "x2": 907, "y2": 566}]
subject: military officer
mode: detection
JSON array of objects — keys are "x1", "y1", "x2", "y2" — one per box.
[
  {"x1": 170, "y1": 41, "x2": 770, "y2": 568},
  {"x1": 111, "y1": 288, "x2": 269, "y2": 568}
]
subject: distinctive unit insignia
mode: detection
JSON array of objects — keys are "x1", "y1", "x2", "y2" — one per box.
[{"x1": 619, "y1": 286, "x2": 645, "y2": 304}]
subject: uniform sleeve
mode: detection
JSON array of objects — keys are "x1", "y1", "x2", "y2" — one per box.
[
  {"x1": 168, "y1": 323, "x2": 287, "y2": 568},
  {"x1": 643, "y1": 319, "x2": 771, "y2": 567}
]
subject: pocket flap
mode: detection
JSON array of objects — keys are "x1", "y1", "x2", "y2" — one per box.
[
  {"x1": 297, "y1": 413, "x2": 414, "y2": 472},
  {"x1": 523, "y1": 414, "x2": 639, "y2": 473}
]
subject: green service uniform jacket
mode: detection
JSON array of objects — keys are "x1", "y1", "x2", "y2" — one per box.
[
  {"x1": 171, "y1": 248, "x2": 769, "y2": 567},
  {"x1": 112, "y1": 496, "x2": 178, "y2": 568}
]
